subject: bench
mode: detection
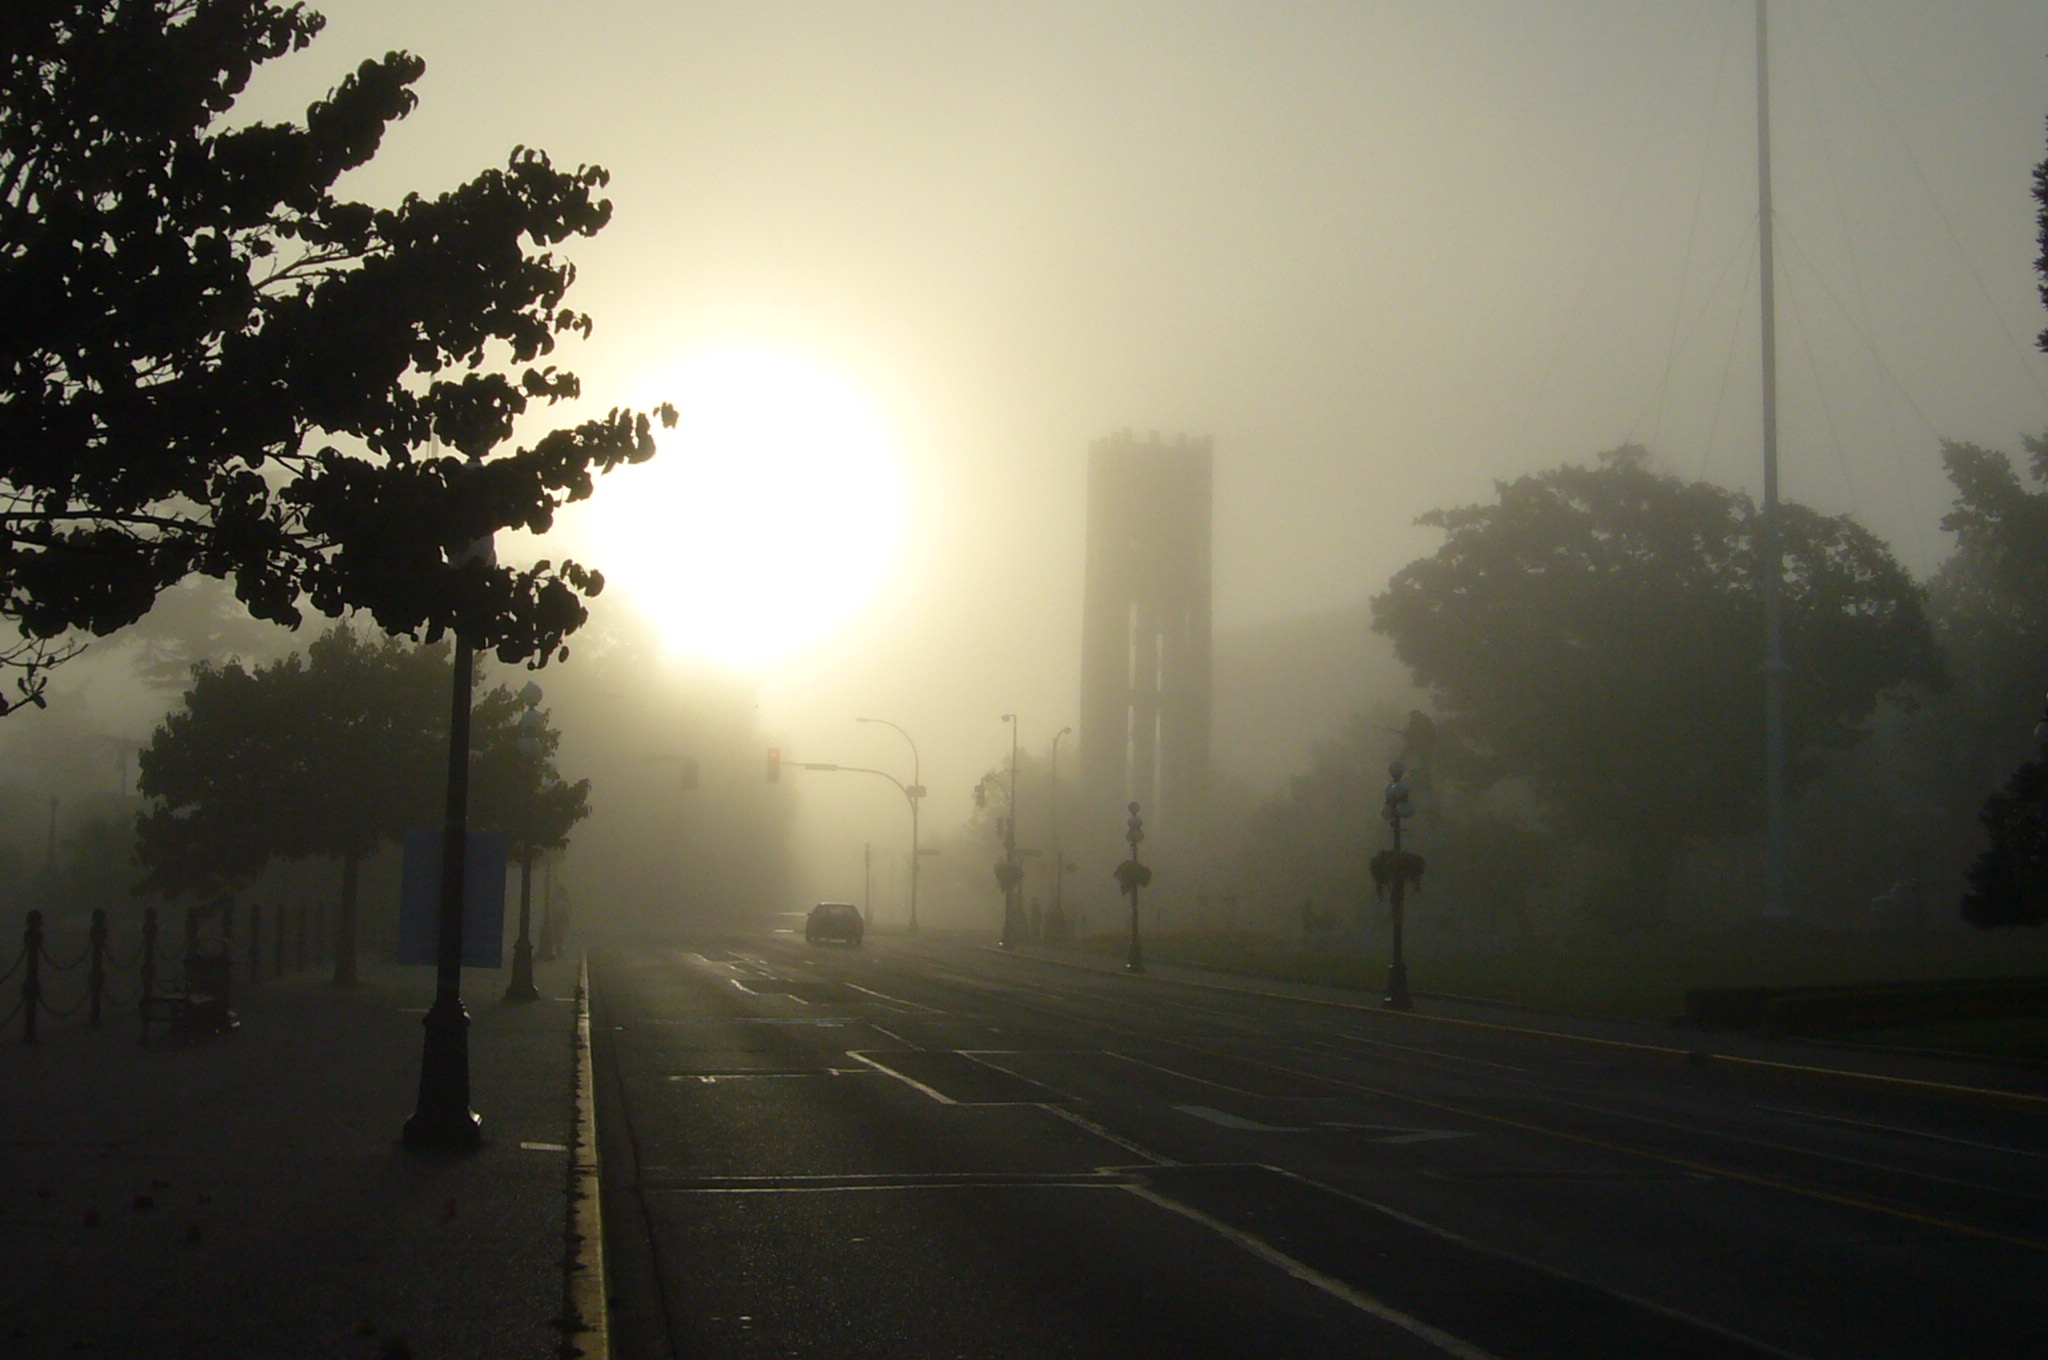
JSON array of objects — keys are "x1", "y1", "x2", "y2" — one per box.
[{"x1": 140, "y1": 952, "x2": 238, "y2": 1043}]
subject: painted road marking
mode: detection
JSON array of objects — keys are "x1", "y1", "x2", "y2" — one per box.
[
  {"x1": 1179, "y1": 1104, "x2": 1304, "y2": 1131},
  {"x1": 1322, "y1": 1124, "x2": 1478, "y2": 1144}
]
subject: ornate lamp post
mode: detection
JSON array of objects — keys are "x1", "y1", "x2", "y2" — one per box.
[
  {"x1": 1116, "y1": 802, "x2": 1151, "y2": 974},
  {"x1": 1371, "y1": 758, "x2": 1424, "y2": 1011},
  {"x1": 405, "y1": 517, "x2": 490, "y2": 1152},
  {"x1": 504, "y1": 681, "x2": 544, "y2": 1003},
  {"x1": 856, "y1": 716, "x2": 925, "y2": 934}
]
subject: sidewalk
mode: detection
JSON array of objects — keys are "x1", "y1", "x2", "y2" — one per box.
[
  {"x1": 977, "y1": 938, "x2": 2048, "y2": 1108},
  {"x1": 0, "y1": 954, "x2": 590, "y2": 1360}
]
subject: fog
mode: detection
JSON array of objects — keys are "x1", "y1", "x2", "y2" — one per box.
[{"x1": 10, "y1": 2, "x2": 2048, "y2": 935}]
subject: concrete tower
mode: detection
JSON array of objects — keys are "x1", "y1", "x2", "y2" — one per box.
[{"x1": 1078, "y1": 430, "x2": 1212, "y2": 831}]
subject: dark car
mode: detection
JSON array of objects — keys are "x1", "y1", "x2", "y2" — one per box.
[{"x1": 804, "y1": 901, "x2": 865, "y2": 946}]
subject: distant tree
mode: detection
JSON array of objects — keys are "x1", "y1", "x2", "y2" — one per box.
[
  {"x1": 1371, "y1": 446, "x2": 1945, "y2": 927},
  {"x1": 0, "y1": 1, "x2": 673, "y2": 715},
  {"x1": 2035, "y1": 108, "x2": 2047, "y2": 351},
  {"x1": 1235, "y1": 707, "x2": 1556, "y2": 939},
  {"x1": 118, "y1": 577, "x2": 300, "y2": 690},
  {"x1": 467, "y1": 680, "x2": 590, "y2": 868},
  {"x1": 1238, "y1": 712, "x2": 1384, "y2": 933},
  {"x1": 1959, "y1": 757, "x2": 2048, "y2": 928},
  {"x1": 1893, "y1": 437, "x2": 2048, "y2": 800},
  {"x1": 1922, "y1": 435, "x2": 2048, "y2": 927},
  {"x1": 135, "y1": 625, "x2": 583, "y2": 980}
]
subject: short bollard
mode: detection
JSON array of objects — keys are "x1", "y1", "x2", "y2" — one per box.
[
  {"x1": 184, "y1": 905, "x2": 200, "y2": 965},
  {"x1": 273, "y1": 902, "x2": 286, "y2": 978},
  {"x1": 249, "y1": 902, "x2": 260, "y2": 986},
  {"x1": 22, "y1": 909, "x2": 43, "y2": 1044},
  {"x1": 88, "y1": 908, "x2": 107, "y2": 1027},
  {"x1": 295, "y1": 901, "x2": 308, "y2": 973}
]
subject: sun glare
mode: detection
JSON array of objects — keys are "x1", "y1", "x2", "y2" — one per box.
[{"x1": 589, "y1": 347, "x2": 906, "y2": 670}]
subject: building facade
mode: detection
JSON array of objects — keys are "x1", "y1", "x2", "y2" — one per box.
[{"x1": 1077, "y1": 430, "x2": 1213, "y2": 832}]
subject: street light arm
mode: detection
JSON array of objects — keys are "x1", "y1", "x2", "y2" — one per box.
[
  {"x1": 801, "y1": 762, "x2": 915, "y2": 808},
  {"x1": 855, "y1": 716, "x2": 921, "y2": 789}
]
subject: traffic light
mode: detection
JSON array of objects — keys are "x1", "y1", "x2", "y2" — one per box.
[{"x1": 766, "y1": 747, "x2": 781, "y2": 784}]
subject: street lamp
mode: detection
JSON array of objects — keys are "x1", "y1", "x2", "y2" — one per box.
[
  {"x1": 1372, "y1": 757, "x2": 1423, "y2": 1012},
  {"x1": 1117, "y1": 802, "x2": 1150, "y2": 973},
  {"x1": 1049, "y1": 726, "x2": 1072, "y2": 944},
  {"x1": 405, "y1": 508, "x2": 490, "y2": 1152},
  {"x1": 856, "y1": 717, "x2": 925, "y2": 934},
  {"x1": 796, "y1": 760, "x2": 922, "y2": 935},
  {"x1": 999, "y1": 714, "x2": 1021, "y2": 949},
  {"x1": 504, "y1": 681, "x2": 544, "y2": 1003}
]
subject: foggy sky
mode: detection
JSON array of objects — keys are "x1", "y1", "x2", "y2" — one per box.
[{"x1": 35, "y1": 3, "x2": 2048, "y2": 906}]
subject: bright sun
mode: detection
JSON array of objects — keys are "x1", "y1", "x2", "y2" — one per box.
[{"x1": 588, "y1": 347, "x2": 906, "y2": 670}]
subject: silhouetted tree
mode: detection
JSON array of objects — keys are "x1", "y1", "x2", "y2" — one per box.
[
  {"x1": 1924, "y1": 435, "x2": 2048, "y2": 927},
  {"x1": 467, "y1": 680, "x2": 591, "y2": 868},
  {"x1": 2034, "y1": 106, "x2": 2047, "y2": 351},
  {"x1": 1235, "y1": 707, "x2": 1556, "y2": 939},
  {"x1": 1372, "y1": 446, "x2": 1944, "y2": 927},
  {"x1": 0, "y1": 1, "x2": 673, "y2": 714},
  {"x1": 1938, "y1": 95, "x2": 2048, "y2": 925},
  {"x1": 136, "y1": 625, "x2": 584, "y2": 980},
  {"x1": 1960, "y1": 757, "x2": 2048, "y2": 928}
]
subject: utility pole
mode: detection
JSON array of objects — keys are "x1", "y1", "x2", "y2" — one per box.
[{"x1": 1756, "y1": 0, "x2": 1789, "y2": 920}]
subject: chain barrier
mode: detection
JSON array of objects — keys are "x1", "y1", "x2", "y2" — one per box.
[
  {"x1": 41, "y1": 942, "x2": 90, "y2": 972},
  {"x1": 38, "y1": 986, "x2": 90, "y2": 1020},
  {"x1": 7, "y1": 901, "x2": 322, "y2": 1043},
  {"x1": 11, "y1": 906, "x2": 179, "y2": 1042}
]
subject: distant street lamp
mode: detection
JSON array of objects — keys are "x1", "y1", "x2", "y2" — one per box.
[
  {"x1": 1372, "y1": 758, "x2": 1424, "y2": 1012},
  {"x1": 504, "y1": 680, "x2": 545, "y2": 1003},
  {"x1": 797, "y1": 759, "x2": 923, "y2": 933},
  {"x1": 405, "y1": 511, "x2": 491, "y2": 1152},
  {"x1": 1049, "y1": 726, "x2": 1072, "y2": 943},
  {"x1": 1116, "y1": 802, "x2": 1151, "y2": 974},
  {"x1": 999, "y1": 714, "x2": 1021, "y2": 949},
  {"x1": 856, "y1": 716, "x2": 925, "y2": 934}
]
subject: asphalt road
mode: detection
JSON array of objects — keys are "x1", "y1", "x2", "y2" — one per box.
[{"x1": 591, "y1": 929, "x2": 2046, "y2": 1360}]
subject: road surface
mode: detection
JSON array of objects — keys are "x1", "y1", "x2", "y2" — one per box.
[{"x1": 591, "y1": 930, "x2": 2046, "y2": 1359}]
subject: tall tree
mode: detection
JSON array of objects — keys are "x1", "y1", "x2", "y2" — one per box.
[
  {"x1": 1907, "y1": 438, "x2": 2048, "y2": 796},
  {"x1": 1959, "y1": 758, "x2": 2048, "y2": 929},
  {"x1": 135, "y1": 625, "x2": 585, "y2": 981},
  {"x1": 0, "y1": 1, "x2": 672, "y2": 714},
  {"x1": 2034, "y1": 106, "x2": 2047, "y2": 352},
  {"x1": 1371, "y1": 446, "x2": 1944, "y2": 926},
  {"x1": 1943, "y1": 100, "x2": 2048, "y2": 928}
]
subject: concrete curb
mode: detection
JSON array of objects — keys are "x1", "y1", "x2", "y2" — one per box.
[
  {"x1": 970, "y1": 942, "x2": 2048, "y2": 1115},
  {"x1": 565, "y1": 955, "x2": 608, "y2": 1359}
]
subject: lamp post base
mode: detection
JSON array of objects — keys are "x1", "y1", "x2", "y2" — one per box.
[
  {"x1": 504, "y1": 937, "x2": 540, "y2": 1002},
  {"x1": 1383, "y1": 961, "x2": 1413, "y2": 1011},
  {"x1": 403, "y1": 999, "x2": 482, "y2": 1152}
]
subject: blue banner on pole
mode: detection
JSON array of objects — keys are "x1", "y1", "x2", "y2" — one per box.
[{"x1": 397, "y1": 828, "x2": 509, "y2": 967}]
